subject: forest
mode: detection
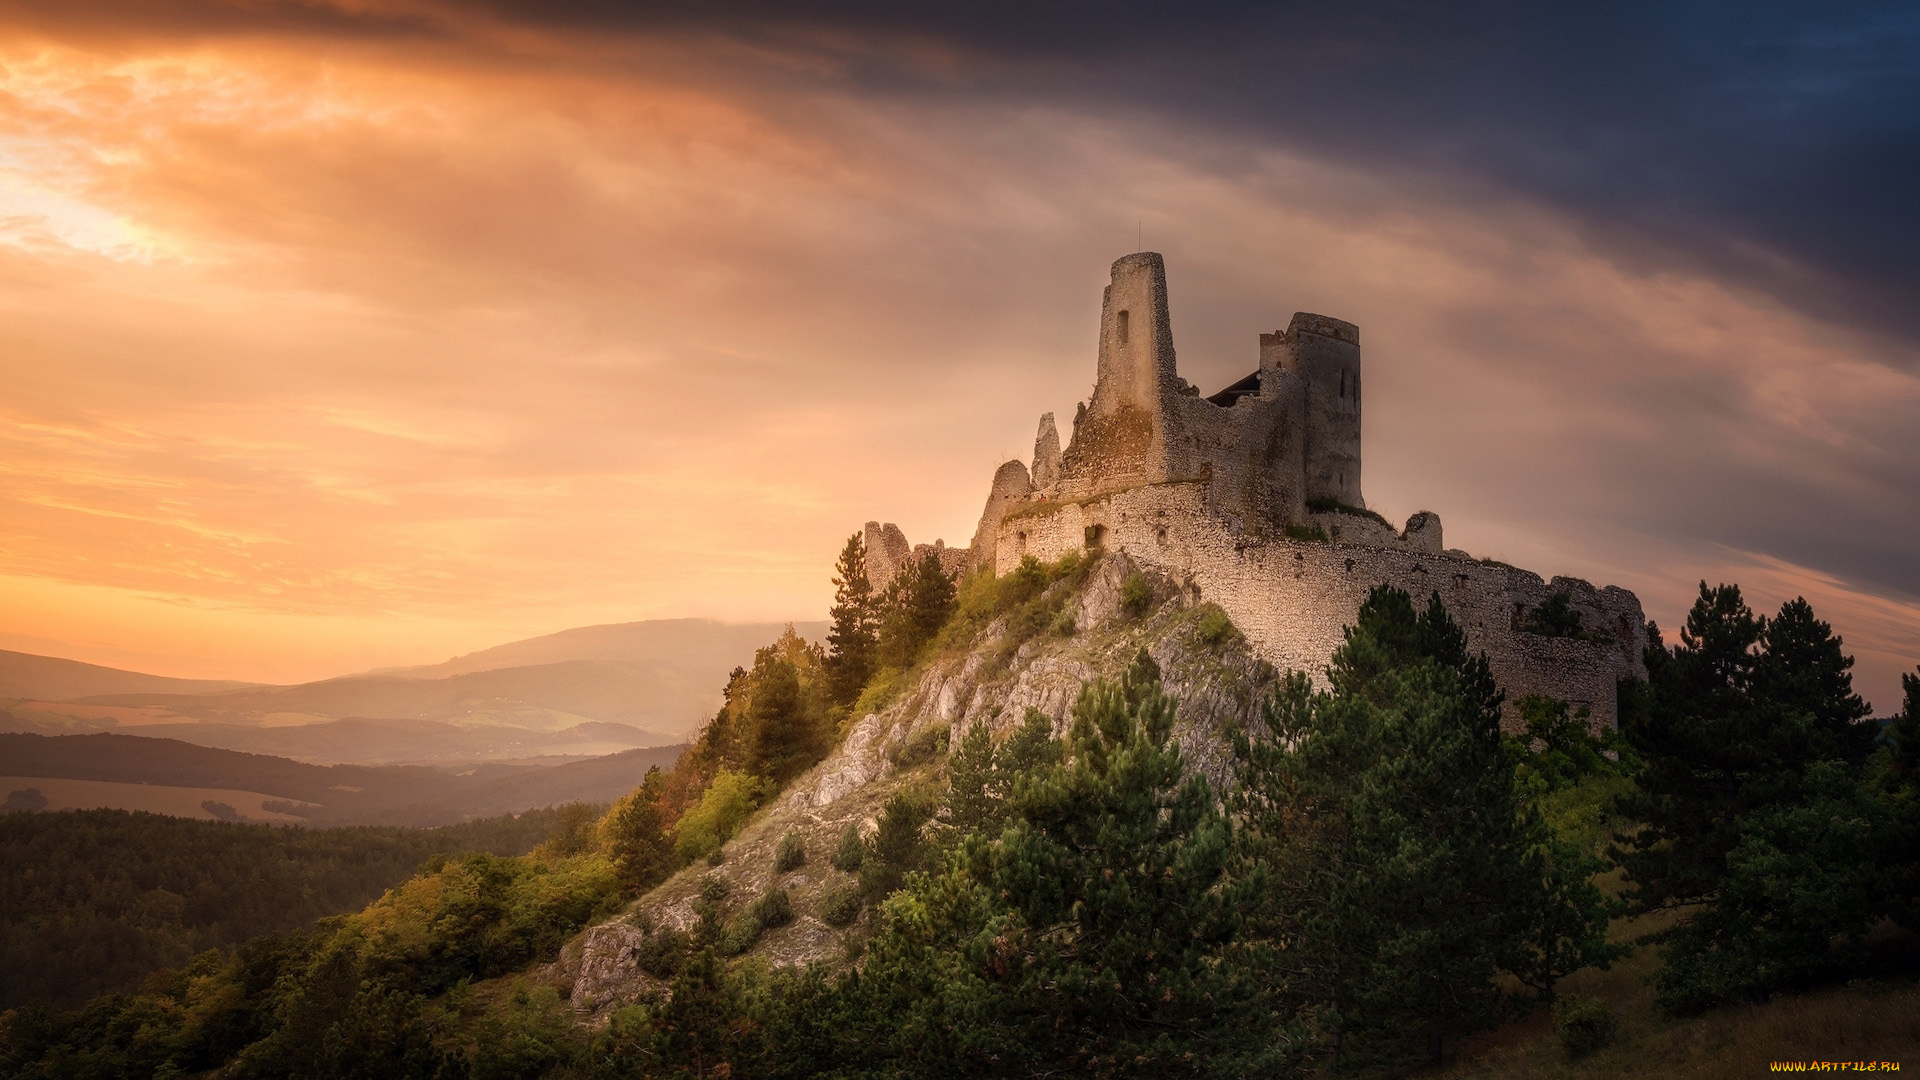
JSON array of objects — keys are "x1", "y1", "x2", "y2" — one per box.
[
  {"x1": 1, "y1": 535, "x2": 1916, "y2": 1078},
  {"x1": 0, "y1": 806, "x2": 576, "y2": 1010}
]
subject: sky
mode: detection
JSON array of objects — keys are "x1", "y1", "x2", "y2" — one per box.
[{"x1": 1, "y1": 0, "x2": 1916, "y2": 710}]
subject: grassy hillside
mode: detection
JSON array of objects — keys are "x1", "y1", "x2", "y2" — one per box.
[{"x1": 1440, "y1": 922, "x2": 1920, "y2": 1078}]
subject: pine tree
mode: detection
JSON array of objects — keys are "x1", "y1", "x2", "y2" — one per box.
[
  {"x1": 743, "y1": 653, "x2": 826, "y2": 785},
  {"x1": 604, "y1": 767, "x2": 672, "y2": 895},
  {"x1": 1617, "y1": 584, "x2": 1891, "y2": 1009},
  {"x1": 1882, "y1": 667, "x2": 1920, "y2": 935},
  {"x1": 905, "y1": 550, "x2": 958, "y2": 648},
  {"x1": 847, "y1": 651, "x2": 1278, "y2": 1078},
  {"x1": 1232, "y1": 586, "x2": 1598, "y2": 1067},
  {"x1": 944, "y1": 708, "x2": 1060, "y2": 841},
  {"x1": 876, "y1": 550, "x2": 959, "y2": 667},
  {"x1": 824, "y1": 532, "x2": 876, "y2": 706}
]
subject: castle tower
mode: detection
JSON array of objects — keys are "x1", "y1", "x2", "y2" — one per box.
[
  {"x1": 1057, "y1": 253, "x2": 1179, "y2": 495},
  {"x1": 1261, "y1": 312, "x2": 1362, "y2": 509},
  {"x1": 1092, "y1": 252, "x2": 1178, "y2": 416}
]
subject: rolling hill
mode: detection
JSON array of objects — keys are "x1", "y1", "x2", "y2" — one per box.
[
  {"x1": 0, "y1": 650, "x2": 260, "y2": 701},
  {"x1": 0, "y1": 618, "x2": 826, "y2": 765}
]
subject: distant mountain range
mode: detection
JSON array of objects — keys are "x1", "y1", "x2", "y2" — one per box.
[
  {"x1": 0, "y1": 732, "x2": 687, "y2": 826},
  {"x1": 0, "y1": 651, "x2": 261, "y2": 701},
  {"x1": 0, "y1": 618, "x2": 824, "y2": 767}
]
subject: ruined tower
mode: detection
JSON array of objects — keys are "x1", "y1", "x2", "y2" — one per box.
[
  {"x1": 1058, "y1": 252, "x2": 1182, "y2": 496},
  {"x1": 1262, "y1": 314, "x2": 1362, "y2": 509}
]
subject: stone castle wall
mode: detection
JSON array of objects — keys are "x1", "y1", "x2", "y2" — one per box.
[{"x1": 996, "y1": 482, "x2": 1646, "y2": 731}]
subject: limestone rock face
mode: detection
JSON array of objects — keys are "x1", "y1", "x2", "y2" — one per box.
[
  {"x1": 552, "y1": 553, "x2": 1271, "y2": 1022},
  {"x1": 1075, "y1": 549, "x2": 1142, "y2": 632},
  {"x1": 572, "y1": 922, "x2": 646, "y2": 1010}
]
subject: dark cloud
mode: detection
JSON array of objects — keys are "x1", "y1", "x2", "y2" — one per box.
[
  {"x1": 527, "y1": 1, "x2": 1920, "y2": 348},
  {"x1": 14, "y1": 2, "x2": 1915, "y2": 342}
]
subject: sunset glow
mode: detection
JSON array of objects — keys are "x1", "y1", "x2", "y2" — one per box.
[{"x1": 2, "y1": 3, "x2": 1916, "y2": 707}]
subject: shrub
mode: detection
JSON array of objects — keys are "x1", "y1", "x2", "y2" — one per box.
[
  {"x1": 698, "y1": 874, "x2": 731, "y2": 906},
  {"x1": 1523, "y1": 591, "x2": 1590, "y2": 639},
  {"x1": 634, "y1": 926, "x2": 690, "y2": 978},
  {"x1": 1283, "y1": 523, "x2": 1330, "y2": 543},
  {"x1": 774, "y1": 831, "x2": 806, "y2": 873},
  {"x1": 1553, "y1": 994, "x2": 1618, "y2": 1059},
  {"x1": 851, "y1": 665, "x2": 908, "y2": 718},
  {"x1": 707, "y1": 846, "x2": 726, "y2": 866},
  {"x1": 751, "y1": 886, "x2": 794, "y2": 931},
  {"x1": 831, "y1": 823, "x2": 865, "y2": 872},
  {"x1": 890, "y1": 723, "x2": 949, "y2": 769},
  {"x1": 821, "y1": 884, "x2": 862, "y2": 927},
  {"x1": 718, "y1": 911, "x2": 761, "y2": 956},
  {"x1": 1195, "y1": 605, "x2": 1239, "y2": 646},
  {"x1": 1120, "y1": 572, "x2": 1154, "y2": 618}
]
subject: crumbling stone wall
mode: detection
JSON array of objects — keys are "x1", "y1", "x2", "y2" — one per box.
[
  {"x1": 862, "y1": 521, "x2": 911, "y2": 588},
  {"x1": 995, "y1": 483, "x2": 1645, "y2": 731},
  {"x1": 863, "y1": 520, "x2": 970, "y2": 590}
]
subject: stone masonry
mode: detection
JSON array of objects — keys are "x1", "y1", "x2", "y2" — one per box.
[{"x1": 881, "y1": 253, "x2": 1646, "y2": 729}]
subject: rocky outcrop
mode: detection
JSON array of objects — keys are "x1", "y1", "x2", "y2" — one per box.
[{"x1": 553, "y1": 553, "x2": 1267, "y2": 1022}]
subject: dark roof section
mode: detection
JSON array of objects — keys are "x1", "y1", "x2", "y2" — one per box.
[{"x1": 1205, "y1": 370, "x2": 1261, "y2": 407}]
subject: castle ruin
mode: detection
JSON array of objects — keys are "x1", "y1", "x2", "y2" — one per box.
[{"x1": 867, "y1": 253, "x2": 1647, "y2": 729}]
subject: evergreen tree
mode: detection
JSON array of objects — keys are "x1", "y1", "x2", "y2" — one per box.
[
  {"x1": 1616, "y1": 584, "x2": 1890, "y2": 1009},
  {"x1": 648, "y1": 948, "x2": 756, "y2": 1079},
  {"x1": 877, "y1": 550, "x2": 959, "y2": 667},
  {"x1": 1889, "y1": 666, "x2": 1920, "y2": 783},
  {"x1": 604, "y1": 767, "x2": 672, "y2": 895},
  {"x1": 743, "y1": 646, "x2": 830, "y2": 787},
  {"x1": 906, "y1": 549, "x2": 959, "y2": 647},
  {"x1": 824, "y1": 532, "x2": 877, "y2": 706},
  {"x1": 943, "y1": 720, "x2": 998, "y2": 840},
  {"x1": 847, "y1": 651, "x2": 1278, "y2": 1078},
  {"x1": 1232, "y1": 586, "x2": 1603, "y2": 1067},
  {"x1": 1881, "y1": 667, "x2": 1920, "y2": 935},
  {"x1": 859, "y1": 790, "x2": 932, "y2": 899},
  {"x1": 943, "y1": 708, "x2": 1060, "y2": 841}
]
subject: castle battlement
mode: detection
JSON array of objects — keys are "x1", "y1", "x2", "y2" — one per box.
[{"x1": 870, "y1": 253, "x2": 1648, "y2": 730}]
